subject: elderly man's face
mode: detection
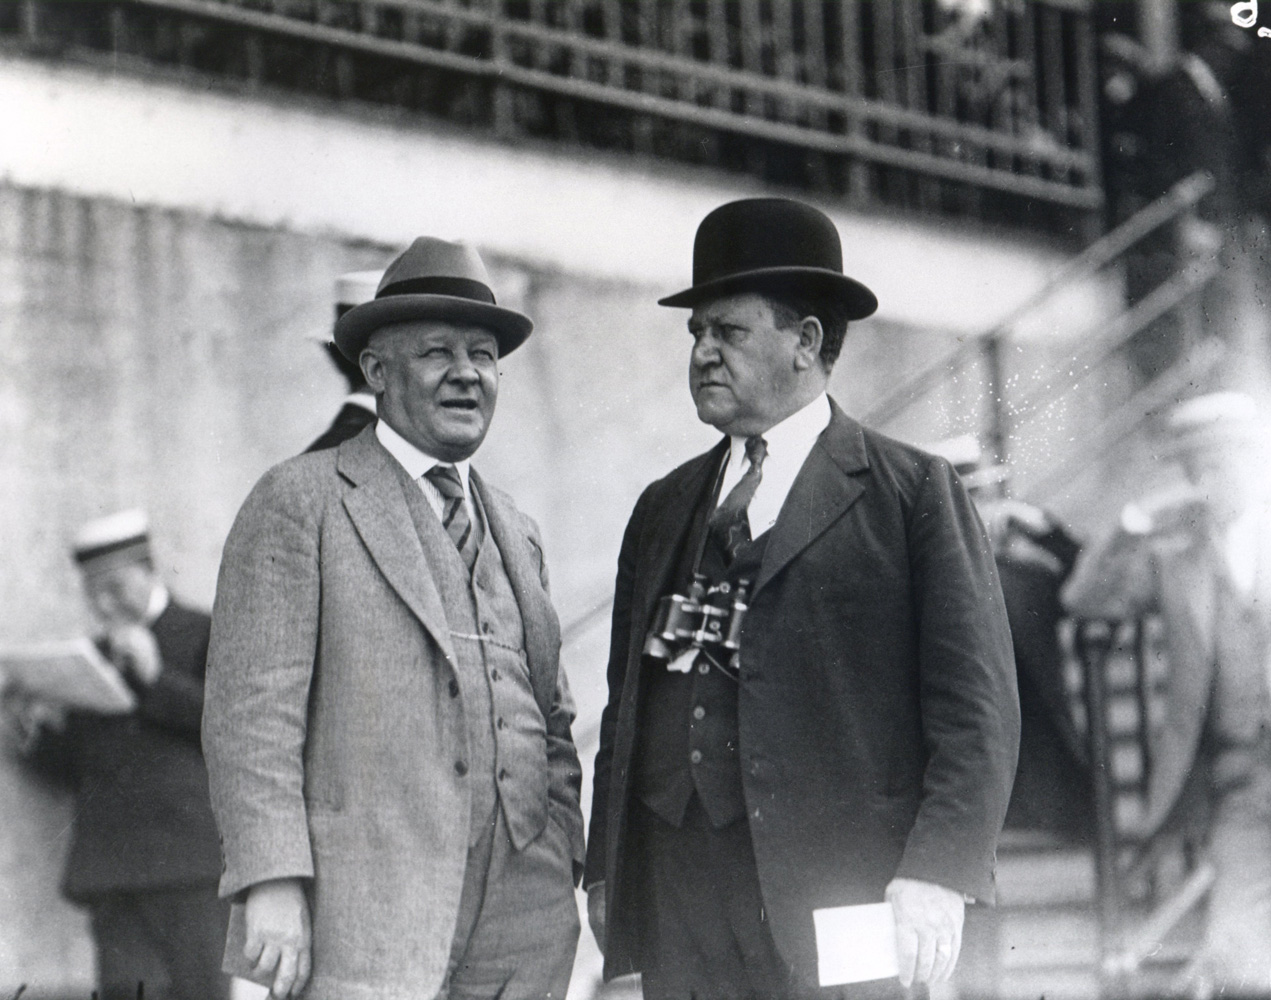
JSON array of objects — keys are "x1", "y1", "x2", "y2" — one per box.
[
  {"x1": 688, "y1": 293, "x2": 804, "y2": 437},
  {"x1": 1180, "y1": 440, "x2": 1262, "y2": 525},
  {"x1": 362, "y1": 320, "x2": 500, "y2": 462},
  {"x1": 83, "y1": 562, "x2": 156, "y2": 625}
]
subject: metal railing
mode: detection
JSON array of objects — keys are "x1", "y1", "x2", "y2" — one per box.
[
  {"x1": 863, "y1": 170, "x2": 1219, "y2": 470},
  {"x1": 3, "y1": 0, "x2": 1102, "y2": 227},
  {"x1": 1074, "y1": 617, "x2": 1215, "y2": 996}
]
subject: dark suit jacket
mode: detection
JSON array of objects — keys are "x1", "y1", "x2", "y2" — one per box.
[
  {"x1": 304, "y1": 400, "x2": 376, "y2": 453},
  {"x1": 992, "y1": 523, "x2": 1092, "y2": 840},
  {"x1": 586, "y1": 401, "x2": 1020, "y2": 981},
  {"x1": 28, "y1": 601, "x2": 223, "y2": 902}
]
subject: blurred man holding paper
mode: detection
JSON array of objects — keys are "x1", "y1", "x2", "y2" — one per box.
[
  {"x1": 586, "y1": 198, "x2": 1020, "y2": 999},
  {"x1": 0, "y1": 509, "x2": 228, "y2": 1000}
]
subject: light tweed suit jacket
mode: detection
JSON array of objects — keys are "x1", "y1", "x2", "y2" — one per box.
[{"x1": 203, "y1": 425, "x2": 584, "y2": 1000}]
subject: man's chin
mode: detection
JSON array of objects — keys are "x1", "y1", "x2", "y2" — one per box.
[{"x1": 693, "y1": 399, "x2": 735, "y2": 431}]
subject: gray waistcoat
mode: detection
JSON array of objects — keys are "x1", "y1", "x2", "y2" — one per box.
[{"x1": 399, "y1": 471, "x2": 551, "y2": 850}]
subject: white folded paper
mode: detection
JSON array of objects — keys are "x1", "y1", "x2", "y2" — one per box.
[
  {"x1": 813, "y1": 901, "x2": 899, "y2": 987},
  {"x1": 0, "y1": 637, "x2": 136, "y2": 714}
]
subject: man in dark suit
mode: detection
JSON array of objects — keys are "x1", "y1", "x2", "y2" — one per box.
[
  {"x1": 305, "y1": 270, "x2": 380, "y2": 453},
  {"x1": 586, "y1": 199, "x2": 1020, "y2": 999},
  {"x1": 1, "y1": 509, "x2": 228, "y2": 1000}
]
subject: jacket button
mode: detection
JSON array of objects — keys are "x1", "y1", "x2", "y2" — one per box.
[
  {"x1": 498, "y1": 768, "x2": 508, "y2": 781},
  {"x1": 693, "y1": 706, "x2": 706, "y2": 720},
  {"x1": 491, "y1": 668, "x2": 501, "y2": 681},
  {"x1": 455, "y1": 760, "x2": 468, "y2": 777},
  {"x1": 449, "y1": 679, "x2": 460, "y2": 698},
  {"x1": 697, "y1": 662, "x2": 710, "y2": 675},
  {"x1": 690, "y1": 750, "x2": 703, "y2": 764},
  {"x1": 481, "y1": 621, "x2": 492, "y2": 634},
  {"x1": 496, "y1": 717, "x2": 505, "y2": 730}
]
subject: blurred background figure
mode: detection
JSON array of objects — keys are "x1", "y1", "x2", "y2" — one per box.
[
  {"x1": 303, "y1": 269, "x2": 381, "y2": 453},
  {"x1": 0, "y1": 510, "x2": 229, "y2": 1000},
  {"x1": 930, "y1": 435, "x2": 1091, "y2": 845},
  {"x1": 1098, "y1": 27, "x2": 1237, "y2": 386},
  {"x1": 1064, "y1": 391, "x2": 1271, "y2": 997}
]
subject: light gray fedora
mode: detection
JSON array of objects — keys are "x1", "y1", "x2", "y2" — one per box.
[{"x1": 334, "y1": 237, "x2": 532, "y2": 361}]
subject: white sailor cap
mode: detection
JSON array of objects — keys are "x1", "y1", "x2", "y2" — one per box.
[
  {"x1": 335, "y1": 270, "x2": 383, "y2": 316},
  {"x1": 925, "y1": 433, "x2": 1010, "y2": 491},
  {"x1": 1164, "y1": 391, "x2": 1263, "y2": 455},
  {"x1": 71, "y1": 509, "x2": 152, "y2": 574}
]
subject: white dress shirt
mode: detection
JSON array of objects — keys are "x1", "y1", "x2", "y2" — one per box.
[
  {"x1": 1223, "y1": 505, "x2": 1262, "y2": 597},
  {"x1": 376, "y1": 419, "x2": 474, "y2": 522},
  {"x1": 717, "y1": 393, "x2": 832, "y2": 536}
]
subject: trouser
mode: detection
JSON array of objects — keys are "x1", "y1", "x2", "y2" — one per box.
[
  {"x1": 634, "y1": 796, "x2": 908, "y2": 1000},
  {"x1": 90, "y1": 883, "x2": 231, "y2": 1000},
  {"x1": 442, "y1": 804, "x2": 581, "y2": 1000}
]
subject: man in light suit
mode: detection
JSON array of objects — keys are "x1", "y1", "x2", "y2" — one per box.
[
  {"x1": 586, "y1": 198, "x2": 1020, "y2": 999},
  {"x1": 1064, "y1": 391, "x2": 1271, "y2": 995},
  {"x1": 203, "y1": 237, "x2": 584, "y2": 1000}
]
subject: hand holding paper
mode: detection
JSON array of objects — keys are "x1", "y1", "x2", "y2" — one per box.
[
  {"x1": 886, "y1": 877, "x2": 965, "y2": 987},
  {"x1": 0, "y1": 638, "x2": 136, "y2": 714}
]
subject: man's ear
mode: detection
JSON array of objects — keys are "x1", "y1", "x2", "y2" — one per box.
[
  {"x1": 359, "y1": 345, "x2": 385, "y2": 392},
  {"x1": 793, "y1": 316, "x2": 824, "y2": 372}
]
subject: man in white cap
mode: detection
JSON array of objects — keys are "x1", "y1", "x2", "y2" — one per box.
[
  {"x1": 204, "y1": 237, "x2": 584, "y2": 1000},
  {"x1": 1, "y1": 509, "x2": 227, "y2": 1000},
  {"x1": 1065, "y1": 390, "x2": 1271, "y2": 994},
  {"x1": 304, "y1": 270, "x2": 381, "y2": 453}
]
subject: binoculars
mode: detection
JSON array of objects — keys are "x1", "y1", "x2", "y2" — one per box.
[{"x1": 643, "y1": 573, "x2": 750, "y2": 663}]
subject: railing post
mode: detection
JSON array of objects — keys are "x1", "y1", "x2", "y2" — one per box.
[
  {"x1": 1077, "y1": 621, "x2": 1129, "y2": 999},
  {"x1": 490, "y1": 3, "x2": 515, "y2": 140},
  {"x1": 983, "y1": 331, "x2": 1007, "y2": 471}
]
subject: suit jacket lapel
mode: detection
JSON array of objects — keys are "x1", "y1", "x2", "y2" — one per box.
[
  {"x1": 473, "y1": 470, "x2": 561, "y2": 714},
  {"x1": 337, "y1": 429, "x2": 457, "y2": 666},
  {"x1": 754, "y1": 402, "x2": 868, "y2": 596},
  {"x1": 634, "y1": 440, "x2": 729, "y2": 638}
]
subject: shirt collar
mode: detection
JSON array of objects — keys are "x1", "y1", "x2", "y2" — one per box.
[
  {"x1": 145, "y1": 582, "x2": 170, "y2": 625},
  {"x1": 730, "y1": 393, "x2": 831, "y2": 463},
  {"x1": 375, "y1": 418, "x2": 472, "y2": 490},
  {"x1": 346, "y1": 391, "x2": 377, "y2": 414}
]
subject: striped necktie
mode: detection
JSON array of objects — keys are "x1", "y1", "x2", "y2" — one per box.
[
  {"x1": 709, "y1": 436, "x2": 768, "y2": 560},
  {"x1": 424, "y1": 465, "x2": 478, "y2": 570}
]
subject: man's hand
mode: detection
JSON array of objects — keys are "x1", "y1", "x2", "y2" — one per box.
[
  {"x1": 885, "y1": 877, "x2": 965, "y2": 988},
  {"x1": 587, "y1": 882, "x2": 606, "y2": 956},
  {"x1": 107, "y1": 624, "x2": 163, "y2": 686},
  {"x1": 0, "y1": 685, "x2": 67, "y2": 751},
  {"x1": 244, "y1": 877, "x2": 312, "y2": 999}
]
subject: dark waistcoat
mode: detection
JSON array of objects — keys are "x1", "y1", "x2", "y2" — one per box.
[{"x1": 634, "y1": 483, "x2": 769, "y2": 830}]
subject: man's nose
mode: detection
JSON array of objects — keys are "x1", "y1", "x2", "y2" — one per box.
[
  {"x1": 691, "y1": 335, "x2": 720, "y2": 367},
  {"x1": 447, "y1": 353, "x2": 480, "y2": 383}
]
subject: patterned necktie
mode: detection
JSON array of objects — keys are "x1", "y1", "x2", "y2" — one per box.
[
  {"x1": 709, "y1": 436, "x2": 768, "y2": 560},
  {"x1": 424, "y1": 465, "x2": 478, "y2": 570}
]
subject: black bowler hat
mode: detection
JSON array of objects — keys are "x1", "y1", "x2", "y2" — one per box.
[
  {"x1": 334, "y1": 237, "x2": 533, "y2": 362},
  {"x1": 659, "y1": 198, "x2": 878, "y2": 319}
]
